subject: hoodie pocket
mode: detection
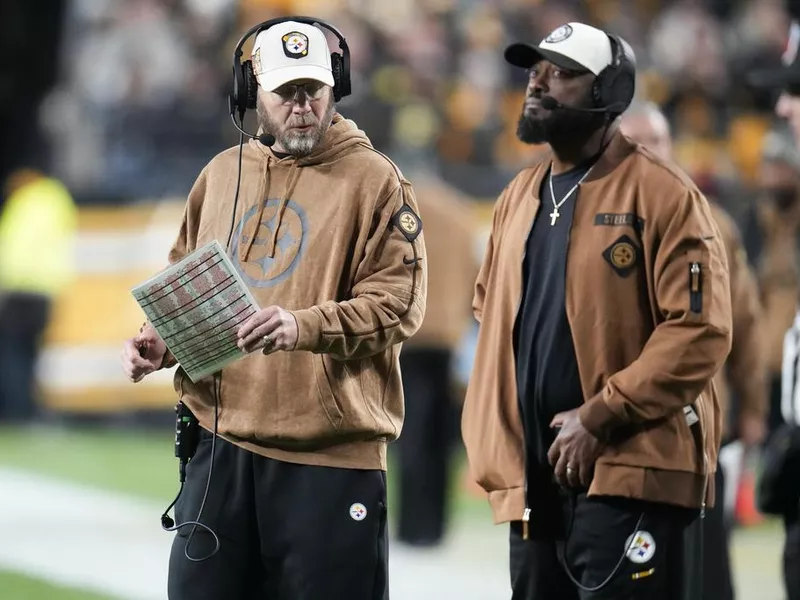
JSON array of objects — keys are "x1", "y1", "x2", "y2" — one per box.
[{"x1": 312, "y1": 354, "x2": 344, "y2": 431}]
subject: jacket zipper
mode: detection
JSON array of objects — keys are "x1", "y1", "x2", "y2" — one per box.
[
  {"x1": 689, "y1": 262, "x2": 702, "y2": 314},
  {"x1": 518, "y1": 204, "x2": 537, "y2": 540},
  {"x1": 522, "y1": 508, "x2": 531, "y2": 539},
  {"x1": 692, "y1": 398, "x2": 710, "y2": 519}
]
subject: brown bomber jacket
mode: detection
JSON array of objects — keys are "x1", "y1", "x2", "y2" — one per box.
[{"x1": 461, "y1": 130, "x2": 732, "y2": 525}]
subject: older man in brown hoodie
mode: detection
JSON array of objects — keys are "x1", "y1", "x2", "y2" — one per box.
[{"x1": 120, "y1": 18, "x2": 426, "y2": 600}]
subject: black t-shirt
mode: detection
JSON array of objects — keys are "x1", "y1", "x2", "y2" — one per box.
[{"x1": 514, "y1": 160, "x2": 594, "y2": 467}]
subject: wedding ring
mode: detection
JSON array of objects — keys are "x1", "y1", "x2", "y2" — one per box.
[
  {"x1": 566, "y1": 465, "x2": 576, "y2": 474},
  {"x1": 261, "y1": 335, "x2": 274, "y2": 354}
]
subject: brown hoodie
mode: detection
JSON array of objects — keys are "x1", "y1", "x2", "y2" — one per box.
[{"x1": 166, "y1": 115, "x2": 427, "y2": 470}]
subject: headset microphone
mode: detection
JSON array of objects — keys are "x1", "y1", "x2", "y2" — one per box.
[
  {"x1": 228, "y1": 112, "x2": 276, "y2": 147},
  {"x1": 540, "y1": 95, "x2": 623, "y2": 113}
]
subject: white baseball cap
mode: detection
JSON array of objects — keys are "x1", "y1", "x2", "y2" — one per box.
[
  {"x1": 251, "y1": 21, "x2": 335, "y2": 92},
  {"x1": 505, "y1": 22, "x2": 613, "y2": 76}
]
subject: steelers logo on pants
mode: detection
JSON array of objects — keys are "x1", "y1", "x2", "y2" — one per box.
[
  {"x1": 625, "y1": 530, "x2": 656, "y2": 564},
  {"x1": 349, "y1": 503, "x2": 367, "y2": 521}
]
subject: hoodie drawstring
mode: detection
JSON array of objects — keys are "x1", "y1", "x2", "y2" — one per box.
[
  {"x1": 267, "y1": 162, "x2": 302, "y2": 258},
  {"x1": 239, "y1": 158, "x2": 271, "y2": 263}
]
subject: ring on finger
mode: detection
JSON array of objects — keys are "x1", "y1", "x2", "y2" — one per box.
[{"x1": 262, "y1": 335, "x2": 274, "y2": 354}]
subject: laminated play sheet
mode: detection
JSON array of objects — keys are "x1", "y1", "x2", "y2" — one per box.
[{"x1": 131, "y1": 239, "x2": 259, "y2": 382}]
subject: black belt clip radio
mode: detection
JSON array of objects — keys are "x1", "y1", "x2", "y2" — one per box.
[{"x1": 174, "y1": 401, "x2": 200, "y2": 483}]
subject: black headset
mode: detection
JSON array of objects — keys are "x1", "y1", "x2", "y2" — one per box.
[
  {"x1": 230, "y1": 15, "x2": 351, "y2": 124},
  {"x1": 592, "y1": 33, "x2": 636, "y2": 115}
]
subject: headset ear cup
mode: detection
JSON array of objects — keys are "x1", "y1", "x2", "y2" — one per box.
[
  {"x1": 617, "y1": 72, "x2": 635, "y2": 110},
  {"x1": 243, "y1": 60, "x2": 258, "y2": 110},
  {"x1": 330, "y1": 54, "x2": 343, "y2": 102},
  {"x1": 231, "y1": 63, "x2": 245, "y2": 117},
  {"x1": 339, "y1": 47, "x2": 351, "y2": 98}
]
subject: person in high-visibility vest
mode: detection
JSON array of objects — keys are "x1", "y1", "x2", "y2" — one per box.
[{"x1": 0, "y1": 168, "x2": 77, "y2": 422}]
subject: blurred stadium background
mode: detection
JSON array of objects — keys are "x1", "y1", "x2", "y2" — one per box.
[{"x1": 0, "y1": 0, "x2": 795, "y2": 598}]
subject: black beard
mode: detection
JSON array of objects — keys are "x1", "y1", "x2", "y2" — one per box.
[{"x1": 516, "y1": 105, "x2": 605, "y2": 145}]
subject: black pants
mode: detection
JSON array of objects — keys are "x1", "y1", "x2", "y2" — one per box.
[
  {"x1": 394, "y1": 348, "x2": 454, "y2": 545},
  {"x1": 785, "y1": 510, "x2": 800, "y2": 600},
  {"x1": 0, "y1": 293, "x2": 50, "y2": 422},
  {"x1": 683, "y1": 467, "x2": 733, "y2": 600},
  {"x1": 168, "y1": 430, "x2": 389, "y2": 600},
  {"x1": 769, "y1": 375, "x2": 785, "y2": 439},
  {"x1": 510, "y1": 487, "x2": 695, "y2": 600}
]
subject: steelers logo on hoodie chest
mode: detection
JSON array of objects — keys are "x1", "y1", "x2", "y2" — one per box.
[{"x1": 232, "y1": 199, "x2": 309, "y2": 288}]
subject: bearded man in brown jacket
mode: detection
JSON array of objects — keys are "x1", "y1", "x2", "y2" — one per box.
[
  {"x1": 120, "y1": 18, "x2": 426, "y2": 600},
  {"x1": 461, "y1": 22, "x2": 732, "y2": 600}
]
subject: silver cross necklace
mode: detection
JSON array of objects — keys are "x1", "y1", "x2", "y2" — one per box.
[{"x1": 547, "y1": 162, "x2": 593, "y2": 226}]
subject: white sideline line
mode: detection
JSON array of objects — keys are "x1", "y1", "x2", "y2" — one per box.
[
  {"x1": 0, "y1": 468, "x2": 169, "y2": 600},
  {"x1": 0, "y1": 468, "x2": 508, "y2": 600}
]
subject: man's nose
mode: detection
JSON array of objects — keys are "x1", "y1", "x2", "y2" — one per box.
[
  {"x1": 528, "y1": 70, "x2": 548, "y2": 96},
  {"x1": 291, "y1": 93, "x2": 313, "y2": 114}
]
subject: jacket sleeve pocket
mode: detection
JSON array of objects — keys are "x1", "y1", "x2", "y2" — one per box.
[
  {"x1": 689, "y1": 260, "x2": 703, "y2": 315},
  {"x1": 687, "y1": 246, "x2": 729, "y2": 333}
]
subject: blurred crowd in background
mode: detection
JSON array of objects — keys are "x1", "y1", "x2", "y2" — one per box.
[{"x1": 1, "y1": 0, "x2": 794, "y2": 208}]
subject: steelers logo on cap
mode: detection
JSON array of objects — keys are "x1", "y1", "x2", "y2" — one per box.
[
  {"x1": 283, "y1": 32, "x2": 309, "y2": 59},
  {"x1": 545, "y1": 24, "x2": 573, "y2": 43}
]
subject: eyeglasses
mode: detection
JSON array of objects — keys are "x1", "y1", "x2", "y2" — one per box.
[{"x1": 271, "y1": 82, "x2": 327, "y2": 104}]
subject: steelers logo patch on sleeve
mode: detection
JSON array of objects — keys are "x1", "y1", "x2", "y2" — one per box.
[{"x1": 392, "y1": 205, "x2": 422, "y2": 242}]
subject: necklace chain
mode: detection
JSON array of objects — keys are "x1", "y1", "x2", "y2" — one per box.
[{"x1": 548, "y1": 162, "x2": 593, "y2": 226}]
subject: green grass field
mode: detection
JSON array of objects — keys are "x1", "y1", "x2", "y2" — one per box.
[
  {"x1": 0, "y1": 424, "x2": 175, "y2": 501},
  {"x1": 0, "y1": 570, "x2": 115, "y2": 600},
  {"x1": 0, "y1": 423, "x2": 488, "y2": 514},
  {"x1": 0, "y1": 423, "x2": 489, "y2": 599},
  {"x1": 0, "y1": 424, "x2": 179, "y2": 598}
]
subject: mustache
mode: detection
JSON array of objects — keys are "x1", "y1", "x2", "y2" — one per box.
[{"x1": 286, "y1": 115, "x2": 318, "y2": 128}]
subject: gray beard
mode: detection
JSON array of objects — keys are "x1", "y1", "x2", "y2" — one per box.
[{"x1": 257, "y1": 98, "x2": 335, "y2": 157}]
